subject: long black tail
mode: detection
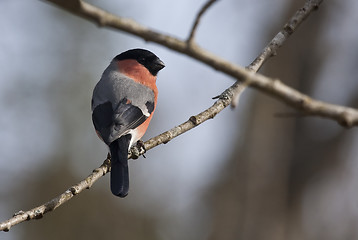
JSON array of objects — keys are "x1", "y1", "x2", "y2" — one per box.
[{"x1": 109, "y1": 135, "x2": 131, "y2": 197}]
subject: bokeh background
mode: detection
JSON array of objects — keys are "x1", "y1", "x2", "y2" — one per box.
[{"x1": 1, "y1": 0, "x2": 358, "y2": 239}]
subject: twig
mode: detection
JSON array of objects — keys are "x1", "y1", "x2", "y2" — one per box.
[
  {"x1": 187, "y1": 0, "x2": 218, "y2": 44},
  {"x1": 231, "y1": 0, "x2": 324, "y2": 107},
  {"x1": 129, "y1": 82, "x2": 240, "y2": 158},
  {"x1": 247, "y1": 0, "x2": 322, "y2": 73},
  {"x1": 0, "y1": 158, "x2": 111, "y2": 232}
]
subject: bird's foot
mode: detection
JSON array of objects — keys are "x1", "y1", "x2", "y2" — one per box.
[{"x1": 136, "y1": 140, "x2": 147, "y2": 158}]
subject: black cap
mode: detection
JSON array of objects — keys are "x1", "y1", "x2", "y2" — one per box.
[{"x1": 114, "y1": 48, "x2": 165, "y2": 76}]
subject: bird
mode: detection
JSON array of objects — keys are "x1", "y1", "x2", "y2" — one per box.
[{"x1": 91, "y1": 49, "x2": 165, "y2": 197}]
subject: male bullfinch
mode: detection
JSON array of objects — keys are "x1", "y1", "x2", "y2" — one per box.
[{"x1": 91, "y1": 49, "x2": 165, "y2": 197}]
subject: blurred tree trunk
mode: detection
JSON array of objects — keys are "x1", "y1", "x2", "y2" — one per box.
[{"x1": 206, "y1": 1, "x2": 342, "y2": 240}]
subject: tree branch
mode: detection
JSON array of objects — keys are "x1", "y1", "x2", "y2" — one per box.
[
  {"x1": 1, "y1": 0, "x2": 356, "y2": 232},
  {"x1": 187, "y1": 0, "x2": 218, "y2": 44},
  {"x1": 247, "y1": 0, "x2": 322, "y2": 73},
  {"x1": 0, "y1": 159, "x2": 110, "y2": 232}
]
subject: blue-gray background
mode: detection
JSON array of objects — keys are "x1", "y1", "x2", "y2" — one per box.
[{"x1": 1, "y1": 0, "x2": 358, "y2": 239}]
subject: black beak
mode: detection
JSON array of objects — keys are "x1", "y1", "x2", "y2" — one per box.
[{"x1": 156, "y1": 59, "x2": 165, "y2": 70}]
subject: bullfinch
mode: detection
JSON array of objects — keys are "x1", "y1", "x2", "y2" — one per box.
[{"x1": 91, "y1": 49, "x2": 165, "y2": 197}]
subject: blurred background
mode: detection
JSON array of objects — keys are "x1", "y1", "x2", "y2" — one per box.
[{"x1": 1, "y1": 0, "x2": 358, "y2": 239}]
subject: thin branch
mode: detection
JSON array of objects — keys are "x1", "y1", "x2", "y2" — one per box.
[
  {"x1": 0, "y1": 159, "x2": 111, "y2": 232},
  {"x1": 129, "y1": 82, "x2": 243, "y2": 158},
  {"x1": 1, "y1": 0, "x2": 355, "y2": 232},
  {"x1": 231, "y1": 0, "x2": 324, "y2": 106},
  {"x1": 247, "y1": 0, "x2": 322, "y2": 73},
  {"x1": 187, "y1": 0, "x2": 218, "y2": 44}
]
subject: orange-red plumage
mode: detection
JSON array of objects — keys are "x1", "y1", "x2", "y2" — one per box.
[
  {"x1": 117, "y1": 59, "x2": 158, "y2": 141},
  {"x1": 117, "y1": 59, "x2": 158, "y2": 102}
]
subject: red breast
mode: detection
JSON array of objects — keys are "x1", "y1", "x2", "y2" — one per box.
[
  {"x1": 117, "y1": 59, "x2": 158, "y2": 140},
  {"x1": 117, "y1": 59, "x2": 158, "y2": 103}
]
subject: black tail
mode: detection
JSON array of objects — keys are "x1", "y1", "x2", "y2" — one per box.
[{"x1": 109, "y1": 135, "x2": 131, "y2": 197}]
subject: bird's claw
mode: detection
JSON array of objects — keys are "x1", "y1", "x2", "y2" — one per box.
[{"x1": 136, "y1": 140, "x2": 147, "y2": 158}]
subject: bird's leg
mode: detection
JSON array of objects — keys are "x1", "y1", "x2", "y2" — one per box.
[{"x1": 136, "y1": 140, "x2": 147, "y2": 158}]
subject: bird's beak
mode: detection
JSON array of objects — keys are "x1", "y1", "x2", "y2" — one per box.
[{"x1": 156, "y1": 59, "x2": 165, "y2": 70}]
